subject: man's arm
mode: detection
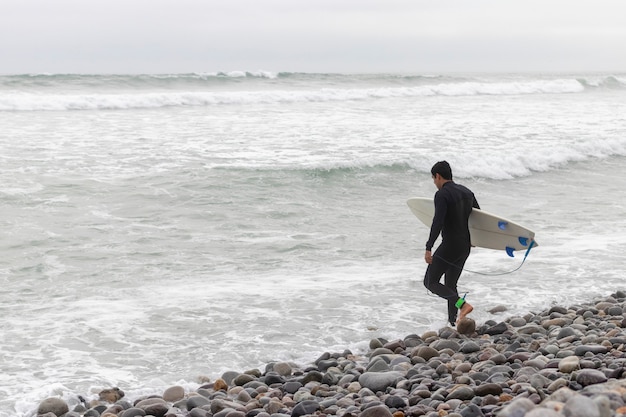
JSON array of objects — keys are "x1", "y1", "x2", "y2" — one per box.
[{"x1": 425, "y1": 193, "x2": 447, "y2": 252}]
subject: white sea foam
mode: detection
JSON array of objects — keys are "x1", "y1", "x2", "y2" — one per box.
[
  {"x1": 0, "y1": 78, "x2": 589, "y2": 111},
  {"x1": 1, "y1": 72, "x2": 626, "y2": 417}
]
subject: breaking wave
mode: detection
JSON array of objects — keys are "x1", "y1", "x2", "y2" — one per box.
[{"x1": 1, "y1": 72, "x2": 623, "y2": 111}]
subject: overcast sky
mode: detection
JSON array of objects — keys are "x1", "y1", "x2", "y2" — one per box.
[{"x1": 1, "y1": 0, "x2": 625, "y2": 74}]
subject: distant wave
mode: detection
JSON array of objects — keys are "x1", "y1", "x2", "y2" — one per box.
[
  {"x1": 577, "y1": 75, "x2": 626, "y2": 90},
  {"x1": 1, "y1": 72, "x2": 624, "y2": 111},
  {"x1": 210, "y1": 139, "x2": 626, "y2": 181},
  {"x1": 0, "y1": 79, "x2": 602, "y2": 112}
]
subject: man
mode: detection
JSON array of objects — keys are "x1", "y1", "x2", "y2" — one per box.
[{"x1": 424, "y1": 161, "x2": 479, "y2": 326}]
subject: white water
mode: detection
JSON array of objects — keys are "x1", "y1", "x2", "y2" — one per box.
[{"x1": 1, "y1": 72, "x2": 625, "y2": 416}]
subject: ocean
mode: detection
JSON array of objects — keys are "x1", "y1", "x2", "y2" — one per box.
[{"x1": 0, "y1": 71, "x2": 625, "y2": 416}]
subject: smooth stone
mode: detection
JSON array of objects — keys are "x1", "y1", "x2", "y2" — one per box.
[
  {"x1": 273, "y1": 362, "x2": 293, "y2": 376},
  {"x1": 263, "y1": 372, "x2": 285, "y2": 385},
  {"x1": 517, "y1": 324, "x2": 546, "y2": 335},
  {"x1": 283, "y1": 382, "x2": 302, "y2": 394},
  {"x1": 496, "y1": 398, "x2": 536, "y2": 417},
  {"x1": 525, "y1": 358, "x2": 547, "y2": 370},
  {"x1": 187, "y1": 396, "x2": 210, "y2": 410},
  {"x1": 486, "y1": 373, "x2": 508, "y2": 384},
  {"x1": 221, "y1": 371, "x2": 239, "y2": 385},
  {"x1": 121, "y1": 408, "x2": 146, "y2": 417},
  {"x1": 265, "y1": 401, "x2": 283, "y2": 414},
  {"x1": 432, "y1": 340, "x2": 460, "y2": 352},
  {"x1": 384, "y1": 395, "x2": 406, "y2": 409},
  {"x1": 547, "y1": 378, "x2": 568, "y2": 393},
  {"x1": 543, "y1": 317, "x2": 572, "y2": 328},
  {"x1": 543, "y1": 344, "x2": 560, "y2": 355},
  {"x1": 163, "y1": 385, "x2": 185, "y2": 402},
  {"x1": 457, "y1": 318, "x2": 476, "y2": 335},
  {"x1": 595, "y1": 301, "x2": 614, "y2": 311},
  {"x1": 562, "y1": 394, "x2": 601, "y2": 417},
  {"x1": 189, "y1": 408, "x2": 209, "y2": 417},
  {"x1": 390, "y1": 356, "x2": 411, "y2": 366},
  {"x1": 347, "y1": 381, "x2": 361, "y2": 393},
  {"x1": 490, "y1": 353, "x2": 507, "y2": 365},
  {"x1": 291, "y1": 400, "x2": 320, "y2": 417},
  {"x1": 525, "y1": 408, "x2": 562, "y2": 417},
  {"x1": 459, "y1": 403, "x2": 484, "y2": 417},
  {"x1": 455, "y1": 362, "x2": 472, "y2": 373},
  {"x1": 136, "y1": 399, "x2": 168, "y2": 417},
  {"x1": 473, "y1": 383, "x2": 502, "y2": 396},
  {"x1": 369, "y1": 339, "x2": 384, "y2": 349},
  {"x1": 293, "y1": 391, "x2": 314, "y2": 402},
  {"x1": 370, "y1": 348, "x2": 394, "y2": 358},
  {"x1": 556, "y1": 327, "x2": 578, "y2": 339},
  {"x1": 233, "y1": 374, "x2": 256, "y2": 386},
  {"x1": 482, "y1": 322, "x2": 508, "y2": 335},
  {"x1": 439, "y1": 327, "x2": 459, "y2": 339},
  {"x1": 556, "y1": 350, "x2": 576, "y2": 359},
  {"x1": 236, "y1": 390, "x2": 251, "y2": 402},
  {"x1": 574, "y1": 345, "x2": 609, "y2": 356},
  {"x1": 384, "y1": 339, "x2": 406, "y2": 351},
  {"x1": 99, "y1": 388, "x2": 125, "y2": 403},
  {"x1": 447, "y1": 386, "x2": 474, "y2": 401},
  {"x1": 460, "y1": 341, "x2": 480, "y2": 354},
  {"x1": 38, "y1": 398, "x2": 70, "y2": 417},
  {"x1": 301, "y1": 370, "x2": 323, "y2": 384},
  {"x1": 530, "y1": 374, "x2": 551, "y2": 390},
  {"x1": 558, "y1": 356, "x2": 580, "y2": 373},
  {"x1": 366, "y1": 359, "x2": 391, "y2": 372},
  {"x1": 212, "y1": 399, "x2": 246, "y2": 414},
  {"x1": 508, "y1": 352, "x2": 532, "y2": 362},
  {"x1": 593, "y1": 396, "x2": 612, "y2": 417},
  {"x1": 421, "y1": 330, "x2": 438, "y2": 340},
  {"x1": 359, "y1": 404, "x2": 394, "y2": 417},
  {"x1": 576, "y1": 369, "x2": 608, "y2": 386},
  {"x1": 414, "y1": 346, "x2": 439, "y2": 361},
  {"x1": 488, "y1": 365, "x2": 513, "y2": 376},
  {"x1": 509, "y1": 317, "x2": 527, "y2": 327},
  {"x1": 358, "y1": 371, "x2": 404, "y2": 393}
]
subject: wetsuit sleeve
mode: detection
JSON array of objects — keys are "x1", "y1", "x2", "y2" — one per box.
[
  {"x1": 472, "y1": 195, "x2": 480, "y2": 210},
  {"x1": 426, "y1": 192, "x2": 447, "y2": 251}
]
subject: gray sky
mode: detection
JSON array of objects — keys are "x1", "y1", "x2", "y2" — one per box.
[{"x1": 2, "y1": 0, "x2": 625, "y2": 74}]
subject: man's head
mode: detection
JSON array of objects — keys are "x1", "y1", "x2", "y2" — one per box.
[{"x1": 431, "y1": 160, "x2": 453, "y2": 190}]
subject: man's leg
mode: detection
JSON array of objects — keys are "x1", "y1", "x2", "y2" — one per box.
[
  {"x1": 444, "y1": 268, "x2": 461, "y2": 325},
  {"x1": 424, "y1": 261, "x2": 457, "y2": 300},
  {"x1": 424, "y1": 246, "x2": 459, "y2": 323},
  {"x1": 444, "y1": 248, "x2": 472, "y2": 324}
]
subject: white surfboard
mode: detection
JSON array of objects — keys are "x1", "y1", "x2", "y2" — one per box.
[{"x1": 407, "y1": 197, "x2": 537, "y2": 257}]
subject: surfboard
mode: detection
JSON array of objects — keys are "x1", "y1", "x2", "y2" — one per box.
[{"x1": 407, "y1": 197, "x2": 537, "y2": 257}]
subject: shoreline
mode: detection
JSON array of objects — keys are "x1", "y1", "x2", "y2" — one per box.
[{"x1": 35, "y1": 291, "x2": 626, "y2": 417}]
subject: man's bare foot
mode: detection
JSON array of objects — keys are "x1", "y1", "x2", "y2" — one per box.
[{"x1": 457, "y1": 302, "x2": 473, "y2": 323}]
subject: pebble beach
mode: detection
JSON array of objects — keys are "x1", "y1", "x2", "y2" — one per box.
[{"x1": 34, "y1": 290, "x2": 626, "y2": 417}]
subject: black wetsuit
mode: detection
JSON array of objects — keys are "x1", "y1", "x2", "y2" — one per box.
[{"x1": 424, "y1": 181, "x2": 479, "y2": 324}]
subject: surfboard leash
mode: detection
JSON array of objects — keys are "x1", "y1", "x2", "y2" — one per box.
[{"x1": 434, "y1": 240, "x2": 537, "y2": 276}]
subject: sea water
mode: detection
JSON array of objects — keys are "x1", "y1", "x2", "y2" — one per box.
[{"x1": 1, "y1": 72, "x2": 625, "y2": 416}]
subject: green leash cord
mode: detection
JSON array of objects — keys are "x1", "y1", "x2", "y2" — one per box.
[{"x1": 455, "y1": 293, "x2": 467, "y2": 308}]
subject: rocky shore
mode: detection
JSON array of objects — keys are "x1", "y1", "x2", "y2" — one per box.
[{"x1": 37, "y1": 291, "x2": 626, "y2": 417}]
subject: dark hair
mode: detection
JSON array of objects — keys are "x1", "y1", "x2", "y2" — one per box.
[{"x1": 431, "y1": 160, "x2": 453, "y2": 180}]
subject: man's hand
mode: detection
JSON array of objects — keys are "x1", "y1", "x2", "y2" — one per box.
[{"x1": 425, "y1": 250, "x2": 433, "y2": 264}]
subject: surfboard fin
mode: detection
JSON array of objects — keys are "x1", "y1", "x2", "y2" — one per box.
[
  {"x1": 498, "y1": 221, "x2": 508, "y2": 230},
  {"x1": 505, "y1": 246, "x2": 515, "y2": 257},
  {"x1": 518, "y1": 237, "x2": 529, "y2": 246}
]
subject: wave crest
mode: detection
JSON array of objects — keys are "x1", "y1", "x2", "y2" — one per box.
[{"x1": 0, "y1": 78, "x2": 590, "y2": 112}]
